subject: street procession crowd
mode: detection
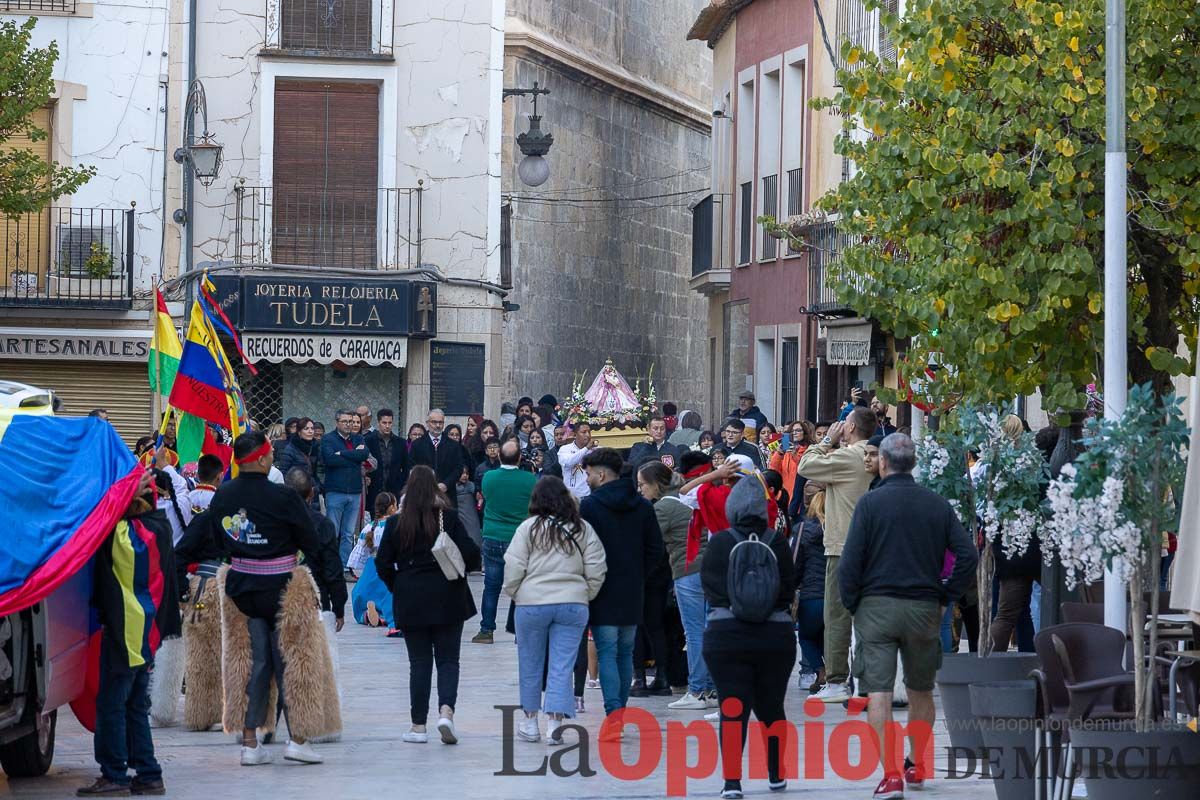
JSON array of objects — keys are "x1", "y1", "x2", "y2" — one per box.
[{"x1": 85, "y1": 384, "x2": 1066, "y2": 800}]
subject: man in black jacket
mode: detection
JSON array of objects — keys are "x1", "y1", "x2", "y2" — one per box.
[
  {"x1": 727, "y1": 390, "x2": 770, "y2": 442},
  {"x1": 408, "y1": 408, "x2": 465, "y2": 508},
  {"x1": 364, "y1": 408, "x2": 407, "y2": 510},
  {"x1": 208, "y1": 431, "x2": 333, "y2": 767},
  {"x1": 283, "y1": 468, "x2": 349, "y2": 621},
  {"x1": 627, "y1": 415, "x2": 683, "y2": 470},
  {"x1": 579, "y1": 448, "x2": 665, "y2": 725},
  {"x1": 837, "y1": 433, "x2": 977, "y2": 795}
]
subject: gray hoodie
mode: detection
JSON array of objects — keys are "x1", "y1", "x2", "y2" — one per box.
[{"x1": 725, "y1": 473, "x2": 769, "y2": 534}]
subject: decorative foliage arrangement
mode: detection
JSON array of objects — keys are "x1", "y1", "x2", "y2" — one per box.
[
  {"x1": 969, "y1": 410, "x2": 1047, "y2": 561},
  {"x1": 917, "y1": 405, "x2": 1046, "y2": 656},
  {"x1": 83, "y1": 241, "x2": 114, "y2": 279},
  {"x1": 812, "y1": 0, "x2": 1200, "y2": 410},
  {"x1": 1042, "y1": 384, "x2": 1188, "y2": 589},
  {"x1": 1041, "y1": 383, "x2": 1189, "y2": 729}
]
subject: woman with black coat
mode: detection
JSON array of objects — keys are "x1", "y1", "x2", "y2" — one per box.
[
  {"x1": 792, "y1": 482, "x2": 827, "y2": 693},
  {"x1": 275, "y1": 417, "x2": 322, "y2": 501},
  {"x1": 375, "y1": 465, "x2": 482, "y2": 746},
  {"x1": 702, "y1": 473, "x2": 797, "y2": 800}
]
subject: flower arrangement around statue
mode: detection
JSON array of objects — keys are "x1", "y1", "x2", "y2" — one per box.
[{"x1": 560, "y1": 359, "x2": 658, "y2": 430}]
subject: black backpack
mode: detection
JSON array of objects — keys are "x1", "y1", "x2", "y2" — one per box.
[{"x1": 726, "y1": 530, "x2": 780, "y2": 622}]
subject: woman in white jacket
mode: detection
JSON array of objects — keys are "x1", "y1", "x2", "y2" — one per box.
[{"x1": 504, "y1": 476, "x2": 606, "y2": 746}]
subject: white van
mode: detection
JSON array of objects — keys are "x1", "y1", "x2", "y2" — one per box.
[{"x1": 0, "y1": 381, "x2": 92, "y2": 777}]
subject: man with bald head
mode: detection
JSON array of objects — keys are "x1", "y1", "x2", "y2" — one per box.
[
  {"x1": 472, "y1": 439, "x2": 538, "y2": 644},
  {"x1": 408, "y1": 407, "x2": 466, "y2": 508}
]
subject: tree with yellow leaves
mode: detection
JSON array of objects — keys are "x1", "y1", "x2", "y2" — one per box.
[{"x1": 813, "y1": 0, "x2": 1200, "y2": 411}]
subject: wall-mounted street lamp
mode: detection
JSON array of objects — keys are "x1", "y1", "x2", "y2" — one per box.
[
  {"x1": 173, "y1": 80, "x2": 224, "y2": 227},
  {"x1": 503, "y1": 82, "x2": 553, "y2": 187}
]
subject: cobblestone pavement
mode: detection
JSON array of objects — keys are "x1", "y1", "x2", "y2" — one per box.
[{"x1": 2, "y1": 577, "x2": 997, "y2": 799}]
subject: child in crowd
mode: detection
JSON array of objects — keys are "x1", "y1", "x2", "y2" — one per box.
[{"x1": 351, "y1": 493, "x2": 398, "y2": 630}]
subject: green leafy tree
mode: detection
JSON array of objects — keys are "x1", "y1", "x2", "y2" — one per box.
[
  {"x1": 0, "y1": 18, "x2": 94, "y2": 215},
  {"x1": 807, "y1": 0, "x2": 1200, "y2": 411}
]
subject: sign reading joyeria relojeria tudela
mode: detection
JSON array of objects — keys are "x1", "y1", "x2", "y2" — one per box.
[{"x1": 208, "y1": 275, "x2": 437, "y2": 338}]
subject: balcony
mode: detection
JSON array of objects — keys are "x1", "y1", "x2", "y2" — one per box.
[
  {"x1": 803, "y1": 220, "x2": 861, "y2": 316},
  {"x1": 233, "y1": 184, "x2": 422, "y2": 269},
  {"x1": 1, "y1": 1, "x2": 77, "y2": 12},
  {"x1": 688, "y1": 194, "x2": 729, "y2": 297},
  {"x1": 1, "y1": 206, "x2": 134, "y2": 309},
  {"x1": 264, "y1": 0, "x2": 394, "y2": 58}
]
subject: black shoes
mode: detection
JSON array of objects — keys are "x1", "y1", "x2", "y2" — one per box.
[{"x1": 77, "y1": 778, "x2": 130, "y2": 797}]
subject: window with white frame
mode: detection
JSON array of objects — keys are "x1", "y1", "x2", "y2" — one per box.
[
  {"x1": 758, "y1": 67, "x2": 781, "y2": 261},
  {"x1": 782, "y1": 54, "x2": 806, "y2": 254},
  {"x1": 736, "y1": 75, "x2": 755, "y2": 266}
]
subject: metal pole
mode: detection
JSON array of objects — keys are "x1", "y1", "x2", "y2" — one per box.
[
  {"x1": 1103, "y1": 0, "x2": 1128, "y2": 634},
  {"x1": 912, "y1": 407, "x2": 924, "y2": 440}
]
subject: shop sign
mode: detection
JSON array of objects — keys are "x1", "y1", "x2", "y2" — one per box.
[
  {"x1": 208, "y1": 275, "x2": 436, "y2": 337},
  {"x1": 0, "y1": 327, "x2": 151, "y2": 362},
  {"x1": 824, "y1": 321, "x2": 873, "y2": 366},
  {"x1": 242, "y1": 333, "x2": 408, "y2": 367}
]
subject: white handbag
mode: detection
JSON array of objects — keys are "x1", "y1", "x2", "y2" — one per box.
[{"x1": 430, "y1": 510, "x2": 466, "y2": 580}]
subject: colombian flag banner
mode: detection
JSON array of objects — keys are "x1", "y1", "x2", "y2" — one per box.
[{"x1": 0, "y1": 416, "x2": 141, "y2": 617}]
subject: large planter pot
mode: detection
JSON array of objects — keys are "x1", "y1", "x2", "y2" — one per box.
[
  {"x1": 969, "y1": 681, "x2": 1038, "y2": 800},
  {"x1": 1070, "y1": 724, "x2": 1200, "y2": 800},
  {"x1": 937, "y1": 652, "x2": 1040, "y2": 754}
]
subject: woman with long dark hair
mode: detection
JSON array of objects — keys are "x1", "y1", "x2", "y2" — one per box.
[
  {"x1": 630, "y1": 461, "x2": 678, "y2": 699},
  {"x1": 503, "y1": 477, "x2": 606, "y2": 745},
  {"x1": 376, "y1": 466, "x2": 481, "y2": 745},
  {"x1": 276, "y1": 418, "x2": 320, "y2": 480}
]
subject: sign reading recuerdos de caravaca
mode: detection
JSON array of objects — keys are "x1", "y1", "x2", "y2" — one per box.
[{"x1": 208, "y1": 275, "x2": 437, "y2": 338}]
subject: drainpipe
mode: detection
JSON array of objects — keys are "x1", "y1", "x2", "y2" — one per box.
[{"x1": 184, "y1": 0, "x2": 197, "y2": 282}]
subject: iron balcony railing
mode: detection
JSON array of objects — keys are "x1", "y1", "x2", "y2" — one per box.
[
  {"x1": 1, "y1": 1, "x2": 77, "y2": 11},
  {"x1": 234, "y1": 184, "x2": 423, "y2": 270},
  {"x1": 1, "y1": 206, "x2": 135, "y2": 309},
  {"x1": 265, "y1": 0, "x2": 394, "y2": 57},
  {"x1": 761, "y1": 174, "x2": 778, "y2": 260},
  {"x1": 691, "y1": 195, "x2": 713, "y2": 278},
  {"x1": 803, "y1": 220, "x2": 861, "y2": 315}
]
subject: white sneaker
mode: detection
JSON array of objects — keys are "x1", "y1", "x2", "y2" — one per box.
[
  {"x1": 436, "y1": 716, "x2": 458, "y2": 744},
  {"x1": 812, "y1": 682, "x2": 851, "y2": 703},
  {"x1": 517, "y1": 716, "x2": 541, "y2": 742},
  {"x1": 585, "y1": 678, "x2": 600, "y2": 690},
  {"x1": 704, "y1": 711, "x2": 720, "y2": 721},
  {"x1": 667, "y1": 692, "x2": 708, "y2": 710},
  {"x1": 704, "y1": 691, "x2": 719, "y2": 709},
  {"x1": 240, "y1": 744, "x2": 273, "y2": 766},
  {"x1": 402, "y1": 729, "x2": 428, "y2": 743},
  {"x1": 797, "y1": 671, "x2": 819, "y2": 691},
  {"x1": 283, "y1": 740, "x2": 323, "y2": 764},
  {"x1": 546, "y1": 719, "x2": 564, "y2": 746}
]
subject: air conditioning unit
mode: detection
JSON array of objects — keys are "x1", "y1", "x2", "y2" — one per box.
[{"x1": 56, "y1": 226, "x2": 116, "y2": 277}]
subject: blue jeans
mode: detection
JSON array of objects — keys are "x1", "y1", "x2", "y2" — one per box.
[
  {"x1": 479, "y1": 538, "x2": 508, "y2": 633},
  {"x1": 515, "y1": 603, "x2": 589, "y2": 716},
  {"x1": 325, "y1": 491, "x2": 361, "y2": 566},
  {"x1": 795, "y1": 597, "x2": 826, "y2": 671},
  {"x1": 94, "y1": 640, "x2": 160, "y2": 786},
  {"x1": 674, "y1": 573, "x2": 713, "y2": 694},
  {"x1": 592, "y1": 624, "x2": 637, "y2": 714},
  {"x1": 940, "y1": 602, "x2": 956, "y2": 653}
]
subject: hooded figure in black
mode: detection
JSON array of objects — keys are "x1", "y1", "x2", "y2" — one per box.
[{"x1": 701, "y1": 472, "x2": 796, "y2": 798}]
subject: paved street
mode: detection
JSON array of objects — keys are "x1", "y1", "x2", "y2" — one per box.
[{"x1": 2, "y1": 578, "x2": 995, "y2": 799}]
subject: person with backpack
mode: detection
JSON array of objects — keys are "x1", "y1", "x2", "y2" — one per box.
[{"x1": 701, "y1": 471, "x2": 797, "y2": 800}]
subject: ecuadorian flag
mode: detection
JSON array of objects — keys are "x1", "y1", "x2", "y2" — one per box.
[{"x1": 0, "y1": 416, "x2": 142, "y2": 616}]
